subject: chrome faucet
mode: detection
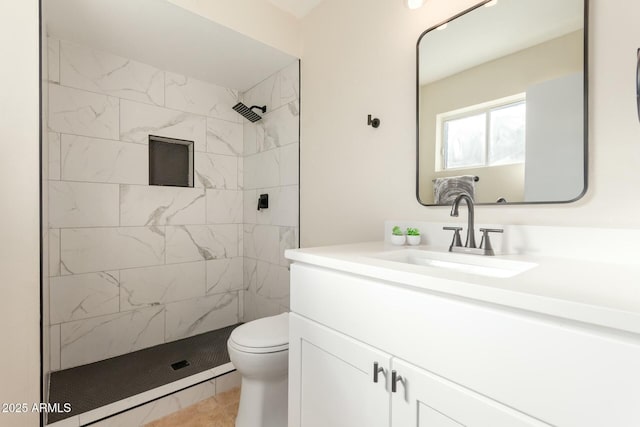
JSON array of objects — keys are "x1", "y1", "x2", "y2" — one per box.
[
  {"x1": 444, "y1": 194, "x2": 503, "y2": 256},
  {"x1": 450, "y1": 194, "x2": 476, "y2": 248}
]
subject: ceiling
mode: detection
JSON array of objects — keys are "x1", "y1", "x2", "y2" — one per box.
[
  {"x1": 267, "y1": 0, "x2": 324, "y2": 18},
  {"x1": 44, "y1": 0, "x2": 298, "y2": 91},
  {"x1": 419, "y1": 0, "x2": 584, "y2": 85}
]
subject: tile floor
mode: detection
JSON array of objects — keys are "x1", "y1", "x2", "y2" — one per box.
[{"x1": 145, "y1": 387, "x2": 240, "y2": 427}]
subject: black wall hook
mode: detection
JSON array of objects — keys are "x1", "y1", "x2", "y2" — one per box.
[{"x1": 367, "y1": 114, "x2": 381, "y2": 128}]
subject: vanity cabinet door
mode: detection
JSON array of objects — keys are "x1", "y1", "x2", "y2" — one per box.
[
  {"x1": 390, "y1": 358, "x2": 550, "y2": 427},
  {"x1": 289, "y1": 313, "x2": 391, "y2": 427}
]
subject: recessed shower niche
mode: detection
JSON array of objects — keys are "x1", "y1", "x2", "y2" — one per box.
[{"x1": 148, "y1": 135, "x2": 194, "y2": 187}]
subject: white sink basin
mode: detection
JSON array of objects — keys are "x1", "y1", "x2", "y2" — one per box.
[{"x1": 371, "y1": 249, "x2": 537, "y2": 278}]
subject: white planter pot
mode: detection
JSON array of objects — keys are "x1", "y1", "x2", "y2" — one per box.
[
  {"x1": 390, "y1": 234, "x2": 406, "y2": 246},
  {"x1": 407, "y1": 235, "x2": 421, "y2": 246}
]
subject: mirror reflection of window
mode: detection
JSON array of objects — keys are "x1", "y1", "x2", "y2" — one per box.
[
  {"x1": 439, "y1": 96, "x2": 526, "y2": 171},
  {"x1": 490, "y1": 101, "x2": 526, "y2": 166},
  {"x1": 443, "y1": 113, "x2": 486, "y2": 169}
]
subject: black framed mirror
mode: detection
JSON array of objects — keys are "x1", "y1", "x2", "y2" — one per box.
[{"x1": 417, "y1": 0, "x2": 588, "y2": 206}]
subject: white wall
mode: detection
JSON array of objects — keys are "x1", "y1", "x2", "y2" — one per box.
[
  {"x1": 168, "y1": 0, "x2": 301, "y2": 58},
  {"x1": 299, "y1": 0, "x2": 640, "y2": 247},
  {"x1": 0, "y1": 1, "x2": 41, "y2": 425}
]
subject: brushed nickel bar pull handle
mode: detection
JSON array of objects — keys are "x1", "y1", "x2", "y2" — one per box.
[
  {"x1": 391, "y1": 370, "x2": 404, "y2": 393},
  {"x1": 373, "y1": 361, "x2": 385, "y2": 383}
]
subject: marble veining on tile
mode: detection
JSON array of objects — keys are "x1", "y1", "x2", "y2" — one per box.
[
  {"x1": 165, "y1": 225, "x2": 238, "y2": 264},
  {"x1": 243, "y1": 190, "x2": 257, "y2": 225},
  {"x1": 60, "y1": 306, "x2": 165, "y2": 369},
  {"x1": 238, "y1": 224, "x2": 244, "y2": 258},
  {"x1": 49, "y1": 84, "x2": 119, "y2": 140},
  {"x1": 255, "y1": 261, "x2": 290, "y2": 307},
  {"x1": 50, "y1": 271, "x2": 120, "y2": 324},
  {"x1": 120, "y1": 262, "x2": 206, "y2": 310},
  {"x1": 119, "y1": 99, "x2": 206, "y2": 151},
  {"x1": 61, "y1": 227, "x2": 165, "y2": 274},
  {"x1": 120, "y1": 185, "x2": 206, "y2": 226},
  {"x1": 165, "y1": 72, "x2": 239, "y2": 122},
  {"x1": 206, "y1": 257, "x2": 243, "y2": 295},
  {"x1": 243, "y1": 149, "x2": 280, "y2": 190},
  {"x1": 279, "y1": 142, "x2": 299, "y2": 186},
  {"x1": 49, "y1": 228, "x2": 61, "y2": 277},
  {"x1": 48, "y1": 37, "x2": 61, "y2": 83},
  {"x1": 243, "y1": 224, "x2": 280, "y2": 264},
  {"x1": 243, "y1": 122, "x2": 257, "y2": 156},
  {"x1": 259, "y1": 101, "x2": 299, "y2": 151},
  {"x1": 195, "y1": 153, "x2": 238, "y2": 190},
  {"x1": 206, "y1": 190, "x2": 243, "y2": 224},
  {"x1": 207, "y1": 117, "x2": 243, "y2": 156},
  {"x1": 279, "y1": 226, "x2": 299, "y2": 266},
  {"x1": 49, "y1": 132, "x2": 61, "y2": 180},
  {"x1": 60, "y1": 40, "x2": 164, "y2": 106},
  {"x1": 164, "y1": 292, "x2": 239, "y2": 341},
  {"x1": 270, "y1": 185, "x2": 299, "y2": 227},
  {"x1": 61, "y1": 135, "x2": 148, "y2": 185},
  {"x1": 45, "y1": 38, "x2": 299, "y2": 367},
  {"x1": 242, "y1": 289, "x2": 285, "y2": 323},
  {"x1": 243, "y1": 258, "x2": 257, "y2": 292},
  {"x1": 243, "y1": 73, "x2": 278, "y2": 115},
  {"x1": 49, "y1": 181, "x2": 120, "y2": 228},
  {"x1": 278, "y1": 61, "x2": 299, "y2": 108},
  {"x1": 237, "y1": 157, "x2": 244, "y2": 190},
  {"x1": 50, "y1": 324, "x2": 61, "y2": 372}
]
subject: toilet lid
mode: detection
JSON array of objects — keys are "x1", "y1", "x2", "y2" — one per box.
[{"x1": 229, "y1": 313, "x2": 289, "y2": 352}]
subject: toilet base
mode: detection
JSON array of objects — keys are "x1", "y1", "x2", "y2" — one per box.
[{"x1": 235, "y1": 375, "x2": 288, "y2": 427}]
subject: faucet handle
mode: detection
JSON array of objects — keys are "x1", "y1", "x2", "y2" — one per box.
[
  {"x1": 443, "y1": 226, "x2": 463, "y2": 251},
  {"x1": 479, "y1": 228, "x2": 503, "y2": 255}
]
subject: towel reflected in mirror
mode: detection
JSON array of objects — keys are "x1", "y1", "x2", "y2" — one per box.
[{"x1": 433, "y1": 175, "x2": 477, "y2": 205}]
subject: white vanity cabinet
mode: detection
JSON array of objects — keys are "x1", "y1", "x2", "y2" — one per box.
[
  {"x1": 290, "y1": 313, "x2": 546, "y2": 427},
  {"x1": 390, "y1": 358, "x2": 548, "y2": 427},
  {"x1": 288, "y1": 262, "x2": 640, "y2": 427},
  {"x1": 289, "y1": 313, "x2": 390, "y2": 427}
]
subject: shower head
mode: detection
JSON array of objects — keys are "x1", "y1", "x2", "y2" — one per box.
[{"x1": 232, "y1": 102, "x2": 267, "y2": 122}]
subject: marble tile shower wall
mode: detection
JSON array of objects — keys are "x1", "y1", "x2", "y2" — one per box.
[
  {"x1": 241, "y1": 62, "x2": 300, "y2": 322},
  {"x1": 46, "y1": 39, "x2": 246, "y2": 370}
]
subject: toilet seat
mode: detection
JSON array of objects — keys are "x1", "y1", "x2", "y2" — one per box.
[{"x1": 229, "y1": 313, "x2": 289, "y2": 354}]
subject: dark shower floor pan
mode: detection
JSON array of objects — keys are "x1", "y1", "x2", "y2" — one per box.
[{"x1": 47, "y1": 323, "x2": 240, "y2": 425}]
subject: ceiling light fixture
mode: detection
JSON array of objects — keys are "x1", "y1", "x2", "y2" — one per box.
[{"x1": 405, "y1": 0, "x2": 425, "y2": 10}]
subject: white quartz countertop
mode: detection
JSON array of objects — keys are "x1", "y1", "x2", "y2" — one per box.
[{"x1": 285, "y1": 242, "x2": 640, "y2": 335}]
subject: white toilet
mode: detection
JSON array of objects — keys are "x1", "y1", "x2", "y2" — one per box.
[{"x1": 227, "y1": 312, "x2": 289, "y2": 427}]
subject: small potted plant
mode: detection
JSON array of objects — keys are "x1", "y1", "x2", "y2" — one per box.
[
  {"x1": 390, "y1": 226, "x2": 406, "y2": 245},
  {"x1": 406, "y1": 227, "x2": 421, "y2": 246}
]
